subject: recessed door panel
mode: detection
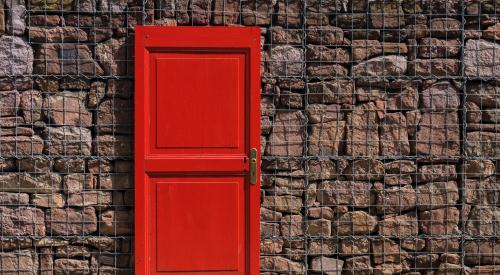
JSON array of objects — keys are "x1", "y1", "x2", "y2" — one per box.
[{"x1": 135, "y1": 27, "x2": 261, "y2": 275}]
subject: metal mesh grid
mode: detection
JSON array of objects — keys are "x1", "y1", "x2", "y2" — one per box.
[{"x1": 0, "y1": 0, "x2": 499, "y2": 274}]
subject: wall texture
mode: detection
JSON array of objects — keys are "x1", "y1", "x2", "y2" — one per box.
[{"x1": 0, "y1": 0, "x2": 499, "y2": 274}]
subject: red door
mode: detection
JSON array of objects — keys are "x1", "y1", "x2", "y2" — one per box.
[{"x1": 135, "y1": 27, "x2": 261, "y2": 275}]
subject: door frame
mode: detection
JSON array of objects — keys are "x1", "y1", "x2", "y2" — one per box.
[{"x1": 134, "y1": 26, "x2": 261, "y2": 275}]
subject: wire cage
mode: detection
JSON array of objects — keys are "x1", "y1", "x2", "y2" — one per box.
[{"x1": 0, "y1": 0, "x2": 499, "y2": 274}]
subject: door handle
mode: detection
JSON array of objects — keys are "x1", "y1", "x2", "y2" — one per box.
[{"x1": 249, "y1": 148, "x2": 257, "y2": 184}]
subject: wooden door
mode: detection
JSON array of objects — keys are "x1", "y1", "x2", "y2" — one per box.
[{"x1": 135, "y1": 27, "x2": 261, "y2": 275}]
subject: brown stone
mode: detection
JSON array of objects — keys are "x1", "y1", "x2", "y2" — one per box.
[
  {"x1": 418, "y1": 38, "x2": 461, "y2": 58},
  {"x1": 211, "y1": 0, "x2": 239, "y2": 25},
  {"x1": 339, "y1": 238, "x2": 369, "y2": 256},
  {"x1": 419, "y1": 207, "x2": 460, "y2": 235},
  {"x1": 346, "y1": 102, "x2": 380, "y2": 156},
  {"x1": 429, "y1": 18, "x2": 461, "y2": 38},
  {"x1": 266, "y1": 111, "x2": 305, "y2": 156},
  {"x1": 308, "y1": 159, "x2": 337, "y2": 181},
  {"x1": 307, "y1": 63, "x2": 349, "y2": 77},
  {"x1": 420, "y1": 81, "x2": 460, "y2": 111},
  {"x1": 0, "y1": 206, "x2": 45, "y2": 236},
  {"x1": 380, "y1": 112, "x2": 410, "y2": 156},
  {"x1": 369, "y1": 1, "x2": 404, "y2": 29},
  {"x1": 307, "y1": 207, "x2": 334, "y2": 220},
  {"x1": 241, "y1": 0, "x2": 274, "y2": 25},
  {"x1": 401, "y1": 238, "x2": 425, "y2": 251},
  {"x1": 306, "y1": 26, "x2": 344, "y2": 45},
  {"x1": 260, "y1": 239, "x2": 283, "y2": 254},
  {"x1": 97, "y1": 98, "x2": 133, "y2": 134},
  {"x1": 306, "y1": 104, "x2": 343, "y2": 124},
  {"x1": 465, "y1": 39, "x2": 500, "y2": 77},
  {"x1": 415, "y1": 112, "x2": 460, "y2": 156},
  {"x1": 280, "y1": 215, "x2": 303, "y2": 237},
  {"x1": 94, "y1": 135, "x2": 133, "y2": 156},
  {"x1": 0, "y1": 135, "x2": 43, "y2": 157},
  {"x1": 344, "y1": 159, "x2": 384, "y2": 181},
  {"x1": 268, "y1": 46, "x2": 304, "y2": 77},
  {"x1": 107, "y1": 79, "x2": 133, "y2": 98},
  {"x1": 334, "y1": 211, "x2": 377, "y2": 235},
  {"x1": 46, "y1": 207, "x2": 97, "y2": 235},
  {"x1": 308, "y1": 80, "x2": 354, "y2": 105},
  {"x1": 317, "y1": 180, "x2": 371, "y2": 207},
  {"x1": 260, "y1": 256, "x2": 305, "y2": 273},
  {"x1": 351, "y1": 40, "x2": 382, "y2": 61},
  {"x1": 34, "y1": 44, "x2": 103, "y2": 76},
  {"x1": 484, "y1": 23, "x2": 500, "y2": 40},
  {"x1": 465, "y1": 177, "x2": 500, "y2": 205},
  {"x1": 464, "y1": 240, "x2": 500, "y2": 265},
  {"x1": 372, "y1": 238, "x2": 408, "y2": 264},
  {"x1": 54, "y1": 259, "x2": 89, "y2": 275},
  {"x1": 466, "y1": 131, "x2": 500, "y2": 157},
  {"x1": 309, "y1": 239, "x2": 337, "y2": 255},
  {"x1": 262, "y1": 195, "x2": 302, "y2": 214},
  {"x1": 408, "y1": 59, "x2": 460, "y2": 77},
  {"x1": 0, "y1": 90, "x2": 19, "y2": 117},
  {"x1": 275, "y1": 0, "x2": 301, "y2": 27},
  {"x1": 99, "y1": 210, "x2": 132, "y2": 235},
  {"x1": 0, "y1": 192, "x2": 29, "y2": 205},
  {"x1": 269, "y1": 27, "x2": 302, "y2": 45},
  {"x1": 416, "y1": 181, "x2": 459, "y2": 211},
  {"x1": 426, "y1": 237, "x2": 460, "y2": 253},
  {"x1": 0, "y1": 250, "x2": 38, "y2": 275},
  {"x1": 44, "y1": 91, "x2": 92, "y2": 127},
  {"x1": 31, "y1": 194, "x2": 65, "y2": 208},
  {"x1": 19, "y1": 90, "x2": 42, "y2": 124},
  {"x1": 95, "y1": 38, "x2": 133, "y2": 76},
  {"x1": 467, "y1": 82, "x2": 500, "y2": 108},
  {"x1": 310, "y1": 256, "x2": 343, "y2": 275},
  {"x1": 374, "y1": 185, "x2": 416, "y2": 214},
  {"x1": 27, "y1": 27, "x2": 87, "y2": 42},
  {"x1": 352, "y1": 55, "x2": 407, "y2": 77},
  {"x1": 0, "y1": 173, "x2": 61, "y2": 193},
  {"x1": 307, "y1": 218, "x2": 331, "y2": 236},
  {"x1": 43, "y1": 127, "x2": 92, "y2": 156},
  {"x1": 378, "y1": 213, "x2": 419, "y2": 237},
  {"x1": 67, "y1": 191, "x2": 113, "y2": 207},
  {"x1": 55, "y1": 245, "x2": 91, "y2": 258},
  {"x1": 308, "y1": 121, "x2": 345, "y2": 156},
  {"x1": 306, "y1": 45, "x2": 350, "y2": 63},
  {"x1": 343, "y1": 256, "x2": 372, "y2": 275},
  {"x1": 465, "y1": 206, "x2": 500, "y2": 236}
]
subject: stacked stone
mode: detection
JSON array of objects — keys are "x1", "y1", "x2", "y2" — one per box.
[{"x1": 0, "y1": 0, "x2": 498, "y2": 274}]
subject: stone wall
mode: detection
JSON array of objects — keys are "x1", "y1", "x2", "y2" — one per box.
[{"x1": 0, "y1": 0, "x2": 499, "y2": 274}]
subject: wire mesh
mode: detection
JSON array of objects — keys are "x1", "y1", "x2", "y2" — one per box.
[{"x1": 0, "y1": 0, "x2": 499, "y2": 274}]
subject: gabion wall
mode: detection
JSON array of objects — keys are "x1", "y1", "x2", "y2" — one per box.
[{"x1": 0, "y1": 0, "x2": 499, "y2": 274}]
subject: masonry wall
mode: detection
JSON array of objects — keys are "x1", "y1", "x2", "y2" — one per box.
[{"x1": 0, "y1": 0, "x2": 499, "y2": 274}]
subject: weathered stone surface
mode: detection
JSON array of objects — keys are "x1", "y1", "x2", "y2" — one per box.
[
  {"x1": 380, "y1": 112, "x2": 410, "y2": 156},
  {"x1": 307, "y1": 63, "x2": 348, "y2": 77},
  {"x1": 466, "y1": 131, "x2": 500, "y2": 157},
  {"x1": 94, "y1": 135, "x2": 133, "y2": 156},
  {"x1": 0, "y1": 250, "x2": 38, "y2": 275},
  {"x1": 0, "y1": 192, "x2": 29, "y2": 205},
  {"x1": 343, "y1": 256, "x2": 372, "y2": 275},
  {"x1": 352, "y1": 55, "x2": 407, "y2": 77},
  {"x1": 464, "y1": 39, "x2": 500, "y2": 77},
  {"x1": 317, "y1": 180, "x2": 371, "y2": 207},
  {"x1": 241, "y1": 0, "x2": 274, "y2": 25},
  {"x1": 308, "y1": 80, "x2": 354, "y2": 105},
  {"x1": 339, "y1": 238, "x2": 369, "y2": 256},
  {"x1": 63, "y1": 174, "x2": 95, "y2": 194},
  {"x1": 0, "y1": 135, "x2": 43, "y2": 157},
  {"x1": 420, "y1": 82, "x2": 460, "y2": 111},
  {"x1": 67, "y1": 191, "x2": 112, "y2": 207},
  {"x1": 419, "y1": 207, "x2": 460, "y2": 235},
  {"x1": 260, "y1": 256, "x2": 305, "y2": 273},
  {"x1": 0, "y1": 207, "x2": 45, "y2": 236},
  {"x1": 308, "y1": 159, "x2": 337, "y2": 180},
  {"x1": 306, "y1": 26, "x2": 344, "y2": 45},
  {"x1": 19, "y1": 90, "x2": 42, "y2": 124},
  {"x1": 372, "y1": 238, "x2": 408, "y2": 264},
  {"x1": 54, "y1": 259, "x2": 90, "y2": 275},
  {"x1": 465, "y1": 206, "x2": 500, "y2": 236},
  {"x1": 31, "y1": 0, "x2": 73, "y2": 10},
  {"x1": 0, "y1": 91, "x2": 19, "y2": 117},
  {"x1": 95, "y1": 38, "x2": 132, "y2": 76},
  {"x1": 464, "y1": 240, "x2": 500, "y2": 265},
  {"x1": 262, "y1": 195, "x2": 302, "y2": 214},
  {"x1": 310, "y1": 256, "x2": 343, "y2": 275},
  {"x1": 378, "y1": 213, "x2": 419, "y2": 237},
  {"x1": 369, "y1": 1, "x2": 404, "y2": 29},
  {"x1": 419, "y1": 38, "x2": 461, "y2": 58},
  {"x1": 429, "y1": 18, "x2": 461, "y2": 38},
  {"x1": 334, "y1": 211, "x2": 377, "y2": 235},
  {"x1": 261, "y1": 239, "x2": 283, "y2": 254},
  {"x1": 307, "y1": 218, "x2": 331, "y2": 236},
  {"x1": 266, "y1": 111, "x2": 305, "y2": 156},
  {"x1": 306, "y1": 104, "x2": 342, "y2": 124},
  {"x1": 211, "y1": 0, "x2": 239, "y2": 24},
  {"x1": 343, "y1": 159, "x2": 384, "y2": 181},
  {"x1": 0, "y1": 36, "x2": 33, "y2": 77},
  {"x1": 281, "y1": 215, "x2": 303, "y2": 237},
  {"x1": 34, "y1": 44, "x2": 103, "y2": 76},
  {"x1": 308, "y1": 121, "x2": 345, "y2": 156},
  {"x1": 415, "y1": 112, "x2": 460, "y2": 156},
  {"x1": 43, "y1": 127, "x2": 92, "y2": 156},
  {"x1": 269, "y1": 46, "x2": 304, "y2": 77},
  {"x1": 0, "y1": 173, "x2": 61, "y2": 193},
  {"x1": 46, "y1": 207, "x2": 97, "y2": 235},
  {"x1": 416, "y1": 181, "x2": 459, "y2": 211},
  {"x1": 465, "y1": 177, "x2": 500, "y2": 205},
  {"x1": 309, "y1": 239, "x2": 337, "y2": 255},
  {"x1": 31, "y1": 193, "x2": 65, "y2": 208},
  {"x1": 6, "y1": 0, "x2": 26, "y2": 36},
  {"x1": 408, "y1": 59, "x2": 460, "y2": 77},
  {"x1": 27, "y1": 27, "x2": 87, "y2": 42},
  {"x1": 416, "y1": 164, "x2": 457, "y2": 183},
  {"x1": 374, "y1": 184, "x2": 416, "y2": 214},
  {"x1": 467, "y1": 82, "x2": 500, "y2": 108},
  {"x1": 44, "y1": 91, "x2": 92, "y2": 127},
  {"x1": 306, "y1": 45, "x2": 350, "y2": 63},
  {"x1": 97, "y1": 98, "x2": 133, "y2": 134},
  {"x1": 426, "y1": 237, "x2": 460, "y2": 253},
  {"x1": 346, "y1": 102, "x2": 379, "y2": 156},
  {"x1": 269, "y1": 27, "x2": 302, "y2": 45}
]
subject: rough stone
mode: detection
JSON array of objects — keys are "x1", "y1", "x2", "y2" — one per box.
[
  {"x1": 334, "y1": 211, "x2": 377, "y2": 235},
  {"x1": 260, "y1": 256, "x2": 305, "y2": 273},
  {"x1": 467, "y1": 82, "x2": 500, "y2": 108},
  {"x1": 307, "y1": 218, "x2": 331, "y2": 237},
  {"x1": 343, "y1": 256, "x2": 372, "y2": 275},
  {"x1": 0, "y1": 192, "x2": 29, "y2": 205},
  {"x1": 306, "y1": 26, "x2": 344, "y2": 45},
  {"x1": 464, "y1": 39, "x2": 500, "y2": 77},
  {"x1": 6, "y1": 0, "x2": 26, "y2": 36},
  {"x1": 54, "y1": 259, "x2": 90, "y2": 275},
  {"x1": 0, "y1": 173, "x2": 61, "y2": 193},
  {"x1": 343, "y1": 159, "x2": 384, "y2": 181},
  {"x1": 415, "y1": 112, "x2": 460, "y2": 156},
  {"x1": 211, "y1": 0, "x2": 239, "y2": 24},
  {"x1": 268, "y1": 46, "x2": 304, "y2": 77},
  {"x1": 95, "y1": 38, "x2": 132, "y2": 76},
  {"x1": 419, "y1": 207, "x2": 460, "y2": 235},
  {"x1": 419, "y1": 38, "x2": 461, "y2": 58},
  {"x1": 307, "y1": 63, "x2": 349, "y2": 77},
  {"x1": 241, "y1": 0, "x2": 274, "y2": 25},
  {"x1": 0, "y1": 250, "x2": 38, "y2": 275},
  {"x1": 346, "y1": 102, "x2": 379, "y2": 156},
  {"x1": 378, "y1": 213, "x2": 419, "y2": 237},
  {"x1": 269, "y1": 27, "x2": 302, "y2": 45},
  {"x1": 308, "y1": 121, "x2": 345, "y2": 156},
  {"x1": 46, "y1": 207, "x2": 97, "y2": 235},
  {"x1": 310, "y1": 256, "x2": 343, "y2": 275},
  {"x1": 0, "y1": 207, "x2": 45, "y2": 236},
  {"x1": 27, "y1": 27, "x2": 87, "y2": 42},
  {"x1": 43, "y1": 127, "x2": 92, "y2": 156},
  {"x1": 0, "y1": 90, "x2": 19, "y2": 117},
  {"x1": 306, "y1": 45, "x2": 350, "y2": 63},
  {"x1": 34, "y1": 44, "x2": 103, "y2": 76},
  {"x1": 372, "y1": 238, "x2": 408, "y2": 264},
  {"x1": 262, "y1": 195, "x2": 302, "y2": 214},
  {"x1": 416, "y1": 181, "x2": 459, "y2": 211},
  {"x1": 374, "y1": 185, "x2": 416, "y2": 214},
  {"x1": 317, "y1": 180, "x2": 371, "y2": 207},
  {"x1": 429, "y1": 18, "x2": 461, "y2": 38},
  {"x1": 308, "y1": 80, "x2": 354, "y2": 105},
  {"x1": 44, "y1": 91, "x2": 92, "y2": 127},
  {"x1": 408, "y1": 59, "x2": 460, "y2": 77},
  {"x1": 97, "y1": 98, "x2": 133, "y2": 134},
  {"x1": 352, "y1": 55, "x2": 407, "y2": 77},
  {"x1": 308, "y1": 159, "x2": 337, "y2": 180},
  {"x1": 308, "y1": 239, "x2": 337, "y2": 255},
  {"x1": 306, "y1": 104, "x2": 343, "y2": 124},
  {"x1": 94, "y1": 135, "x2": 133, "y2": 156},
  {"x1": 339, "y1": 238, "x2": 369, "y2": 256},
  {"x1": 19, "y1": 90, "x2": 42, "y2": 124},
  {"x1": 67, "y1": 191, "x2": 113, "y2": 207},
  {"x1": 31, "y1": 0, "x2": 73, "y2": 10},
  {"x1": 266, "y1": 111, "x2": 305, "y2": 156},
  {"x1": 380, "y1": 112, "x2": 410, "y2": 156},
  {"x1": 465, "y1": 177, "x2": 500, "y2": 205},
  {"x1": 464, "y1": 240, "x2": 500, "y2": 265},
  {"x1": 465, "y1": 131, "x2": 500, "y2": 157},
  {"x1": 465, "y1": 206, "x2": 500, "y2": 236},
  {"x1": 0, "y1": 36, "x2": 33, "y2": 77},
  {"x1": 420, "y1": 82, "x2": 460, "y2": 111},
  {"x1": 31, "y1": 194, "x2": 65, "y2": 208}
]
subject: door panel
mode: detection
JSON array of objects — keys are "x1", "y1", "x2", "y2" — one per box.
[{"x1": 135, "y1": 27, "x2": 261, "y2": 275}]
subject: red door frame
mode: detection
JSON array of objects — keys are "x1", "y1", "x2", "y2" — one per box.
[{"x1": 134, "y1": 26, "x2": 261, "y2": 275}]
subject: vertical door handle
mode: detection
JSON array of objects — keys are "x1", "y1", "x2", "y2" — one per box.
[{"x1": 249, "y1": 148, "x2": 257, "y2": 184}]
